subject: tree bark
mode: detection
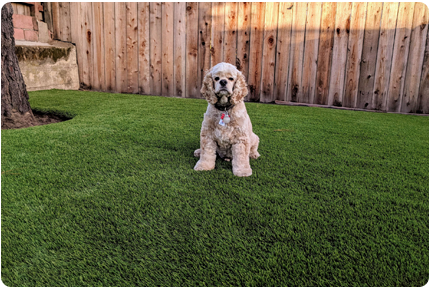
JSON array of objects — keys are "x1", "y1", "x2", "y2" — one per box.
[{"x1": 1, "y1": 3, "x2": 35, "y2": 129}]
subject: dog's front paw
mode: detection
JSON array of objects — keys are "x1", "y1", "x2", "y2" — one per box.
[
  {"x1": 233, "y1": 168, "x2": 252, "y2": 177},
  {"x1": 194, "y1": 149, "x2": 201, "y2": 158},
  {"x1": 249, "y1": 151, "x2": 260, "y2": 159},
  {"x1": 194, "y1": 160, "x2": 215, "y2": 171}
]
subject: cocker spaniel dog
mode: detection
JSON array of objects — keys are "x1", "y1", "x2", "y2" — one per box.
[{"x1": 194, "y1": 62, "x2": 260, "y2": 177}]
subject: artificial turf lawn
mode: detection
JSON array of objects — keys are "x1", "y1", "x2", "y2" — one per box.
[{"x1": 1, "y1": 89, "x2": 428, "y2": 286}]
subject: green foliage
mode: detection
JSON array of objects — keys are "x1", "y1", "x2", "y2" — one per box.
[{"x1": 2, "y1": 89, "x2": 428, "y2": 286}]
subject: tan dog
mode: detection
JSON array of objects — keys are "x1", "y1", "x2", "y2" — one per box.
[{"x1": 194, "y1": 62, "x2": 260, "y2": 177}]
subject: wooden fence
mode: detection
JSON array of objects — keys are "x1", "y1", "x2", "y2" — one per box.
[{"x1": 48, "y1": 2, "x2": 429, "y2": 114}]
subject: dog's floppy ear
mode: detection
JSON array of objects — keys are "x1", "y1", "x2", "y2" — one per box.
[
  {"x1": 200, "y1": 68, "x2": 218, "y2": 104},
  {"x1": 230, "y1": 71, "x2": 248, "y2": 105}
]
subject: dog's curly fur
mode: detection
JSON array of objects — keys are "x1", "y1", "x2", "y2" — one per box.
[{"x1": 194, "y1": 62, "x2": 260, "y2": 177}]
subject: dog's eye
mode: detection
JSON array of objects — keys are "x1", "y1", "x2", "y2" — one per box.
[
  {"x1": 229, "y1": 78, "x2": 234, "y2": 81},
  {"x1": 214, "y1": 77, "x2": 220, "y2": 81}
]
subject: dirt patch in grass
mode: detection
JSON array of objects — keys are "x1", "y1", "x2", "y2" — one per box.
[{"x1": 1, "y1": 109, "x2": 71, "y2": 130}]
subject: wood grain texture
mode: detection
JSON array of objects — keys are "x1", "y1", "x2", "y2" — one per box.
[
  {"x1": 69, "y1": 3, "x2": 82, "y2": 87},
  {"x1": 237, "y1": 2, "x2": 252, "y2": 81},
  {"x1": 174, "y1": 2, "x2": 186, "y2": 97},
  {"x1": 315, "y1": 2, "x2": 336, "y2": 105},
  {"x1": 92, "y1": 2, "x2": 105, "y2": 91},
  {"x1": 211, "y1": 2, "x2": 225, "y2": 66},
  {"x1": 103, "y1": 2, "x2": 116, "y2": 92},
  {"x1": 11, "y1": 3, "x2": 16, "y2": 13},
  {"x1": 286, "y1": 2, "x2": 307, "y2": 102},
  {"x1": 260, "y1": 2, "x2": 279, "y2": 103},
  {"x1": 115, "y1": 2, "x2": 127, "y2": 93},
  {"x1": 81, "y1": 2, "x2": 93, "y2": 89},
  {"x1": 150, "y1": 2, "x2": 162, "y2": 95},
  {"x1": 161, "y1": 2, "x2": 174, "y2": 96},
  {"x1": 125, "y1": 2, "x2": 138, "y2": 94},
  {"x1": 356, "y1": 2, "x2": 383, "y2": 109},
  {"x1": 386, "y1": 2, "x2": 415, "y2": 112},
  {"x1": 42, "y1": 2, "x2": 53, "y2": 32},
  {"x1": 302, "y1": 2, "x2": 322, "y2": 104},
  {"x1": 417, "y1": 34, "x2": 429, "y2": 114},
  {"x1": 138, "y1": 2, "x2": 150, "y2": 95},
  {"x1": 223, "y1": 2, "x2": 238, "y2": 66},
  {"x1": 51, "y1": 2, "x2": 60, "y2": 40},
  {"x1": 372, "y1": 2, "x2": 399, "y2": 111},
  {"x1": 343, "y1": 2, "x2": 367, "y2": 108},
  {"x1": 274, "y1": 2, "x2": 293, "y2": 102},
  {"x1": 328, "y1": 2, "x2": 352, "y2": 107},
  {"x1": 43, "y1": 2, "x2": 54, "y2": 34},
  {"x1": 59, "y1": 2, "x2": 71, "y2": 42},
  {"x1": 247, "y1": 2, "x2": 265, "y2": 101},
  {"x1": 186, "y1": 2, "x2": 199, "y2": 98},
  {"x1": 402, "y1": 2, "x2": 429, "y2": 113},
  {"x1": 53, "y1": 1, "x2": 428, "y2": 115},
  {"x1": 198, "y1": 2, "x2": 212, "y2": 85}
]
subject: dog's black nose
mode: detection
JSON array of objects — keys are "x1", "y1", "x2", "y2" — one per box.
[{"x1": 220, "y1": 79, "x2": 227, "y2": 86}]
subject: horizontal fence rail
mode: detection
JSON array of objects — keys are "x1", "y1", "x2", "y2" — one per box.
[{"x1": 50, "y1": 2, "x2": 429, "y2": 114}]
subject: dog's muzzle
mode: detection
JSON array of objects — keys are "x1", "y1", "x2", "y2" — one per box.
[{"x1": 214, "y1": 92, "x2": 234, "y2": 110}]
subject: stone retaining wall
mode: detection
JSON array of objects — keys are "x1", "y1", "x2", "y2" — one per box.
[{"x1": 16, "y1": 41, "x2": 80, "y2": 91}]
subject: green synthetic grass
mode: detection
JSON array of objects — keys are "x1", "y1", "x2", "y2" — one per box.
[{"x1": 1, "y1": 89, "x2": 428, "y2": 286}]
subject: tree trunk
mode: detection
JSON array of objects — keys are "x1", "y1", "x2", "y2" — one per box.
[{"x1": 1, "y1": 3, "x2": 35, "y2": 129}]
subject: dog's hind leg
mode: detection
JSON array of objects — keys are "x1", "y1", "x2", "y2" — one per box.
[{"x1": 249, "y1": 133, "x2": 260, "y2": 159}]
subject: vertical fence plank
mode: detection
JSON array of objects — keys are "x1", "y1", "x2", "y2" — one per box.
[
  {"x1": 224, "y1": 2, "x2": 238, "y2": 65},
  {"x1": 302, "y1": 2, "x2": 322, "y2": 104},
  {"x1": 103, "y1": 2, "x2": 116, "y2": 92},
  {"x1": 91, "y1": 3, "x2": 100, "y2": 90},
  {"x1": 150, "y1": 2, "x2": 162, "y2": 95},
  {"x1": 373, "y1": 2, "x2": 399, "y2": 111},
  {"x1": 69, "y1": 3, "x2": 79, "y2": 43},
  {"x1": 59, "y1": 2, "x2": 71, "y2": 42},
  {"x1": 402, "y1": 2, "x2": 429, "y2": 113},
  {"x1": 343, "y1": 2, "x2": 366, "y2": 108},
  {"x1": 174, "y1": 2, "x2": 186, "y2": 97},
  {"x1": 286, "y1": 2, "x2": 307, "y2": 102},
  {"x1": 115, "y1": 2, "x2": 127, "y2": 92},
  {"x1": 186, "y1": 2, "x2": 199, "y2": 98},
  {"x1": 138, "y1": 2, "x2": 150, "y2": 95},
  {"x1": 211, "y1": 2, "x2": 225, "y2": 66},
  {"x1": 51, "y1": 2, "x2": 60, "y2": 40},
  {"x1": 237, "y1": 2, "x2": 252, "y2": 82},
  {"x1": 356, "y1": 2, "x2": 383, "y2": 109},
  {"x1": 247, "y1": 2, "x2": 265, "y2": 101},
  {"x1": 418, "y1": 35, "x2": 429, "y2": 114},
  {"x1": 92, "y1": 2, "x2": 105, "y2": 91},
  {"x1": 328, "y1": 2, "x2": 352, "y2": 106},
  {"x1": 260, "y1": 2, "x2": 279, "y2": 103},
  {"x1": 69, "y1": 2, "x2": 82, "y2": 88},
  {"x1": 386, "y1": 2, "x2": 415, "y2": 112},
  {"x1": 11, "y1": 3, "x2": 17, "y2": 14},
  {"x1": 43, "y1": 3, "x2": 53, "y2": 36},
  {"x1": 126, "y1": 2, "x2": 138, "y2": 94},
  {"x1": 198, "y1": 2, "x2": 212, "y2": 84},
  {"x1": 81, "y1": 2, "x2": 93, "y2": 89},
  {"x1": 274, "y1": 2, "x2": 293, "y2": 102},
  {"x1": 161, "y1": 2, "x2": 174, "y2": 96},
  {"x1": 315, "y1": 2, "x2": 336, "y2": 105}
]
